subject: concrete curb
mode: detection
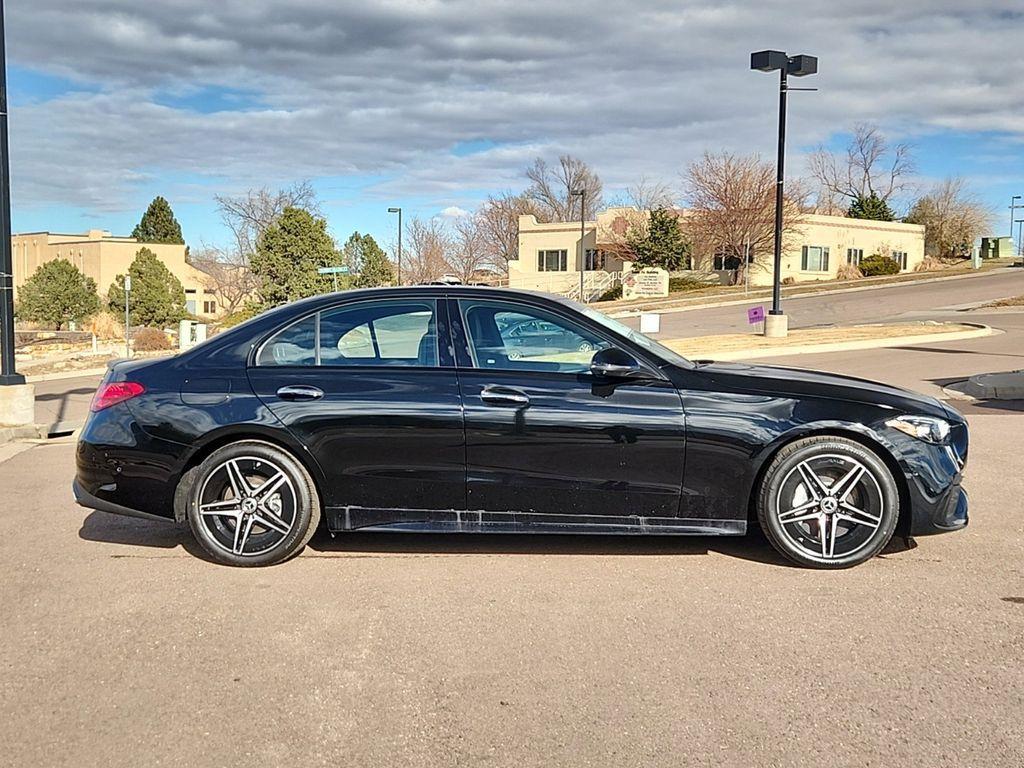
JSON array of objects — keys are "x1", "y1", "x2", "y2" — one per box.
[
  {"x1": 672, "y1": 323, "x2": 996, "y2": 362},
  {"x1": 605, "y1": 267, "x2": 1019, "y2": 319},
  {"x1": 0, "y1": 424, "x2": 47, "y2": 445},
  {"x1": 942, "y1": 369, "x2": 1024, "y2": 401},
  {"x1": 26, "y1": 367, "x2": 110, "y2": 383}
]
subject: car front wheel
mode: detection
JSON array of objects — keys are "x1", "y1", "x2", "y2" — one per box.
[
  {"x1": 757, "y1": 436, "x2": 899, "y2": 569},
  {"x1": 183, "y1": 440, "x2": 320, "y2": 567}
]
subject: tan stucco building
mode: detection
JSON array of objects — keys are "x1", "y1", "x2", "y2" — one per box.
[
  {"x1": 511, "y1": 208, "x2": 926, "y2": 298},
  {"x1": 10, "y1": 230, "x2": 220, "y2": 318}
]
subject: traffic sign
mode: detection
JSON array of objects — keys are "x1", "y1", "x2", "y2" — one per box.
[{"x1": 318, "y1": 266, "x2": 350, "y2": 275}]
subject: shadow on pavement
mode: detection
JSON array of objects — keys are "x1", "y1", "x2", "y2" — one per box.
[{"x1": 78, "y1": 511, "x2": 209, "y2": 560}]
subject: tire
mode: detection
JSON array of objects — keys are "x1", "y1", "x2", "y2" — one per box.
[
  {"x1": 578, "y1": 341, "x2": 594, "y2": 353},
  {"x1": 183, "y1": 440, "x2": 321, "y2": 567},
  {"x1": 757, "y1": 436, "x2": 899, "y2": 569}
]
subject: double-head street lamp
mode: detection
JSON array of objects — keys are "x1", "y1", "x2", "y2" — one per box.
[
  {"x1": 571, "y1": 189, "x2": 586, "y2": 301},
  {"x1": 750, "y1": 49, "x2": 818, "y2": 337},
  {"x1": 387, "y1": 207, "x2": 402, "y2": 285},
  {"x1": 1010, "y1": 195, "x2": 1022, "y2": 241}
]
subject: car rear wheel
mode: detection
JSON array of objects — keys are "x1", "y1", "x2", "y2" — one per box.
[
  {"x1": 184, "y1": 441, "x2": 320, "y2": 567},
  {"x1": 757, "y1": 436, "x2": 899, "y2": 569}
]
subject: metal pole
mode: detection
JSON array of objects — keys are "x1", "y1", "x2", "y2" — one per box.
[
  {"x1": 744, "y1": 234, "x2": 751, "y2": 293},
  {"x1": 770, "y1": 67, "x2": 787, "y2": 316},
  {"x1": 332, "y1": 271, "x2": 338, "y2": 293},
  {"x1": 1017, "y1": 219, "x2": 1024, "y2": 263},
  {"x1": 124, "y1": 276, "x2": 131, "y2": 359},
  {"x1": 579, "y1": 189, "x2": 586, "y2": 302},
  {"x1": 1010, "y1": 196, "x2": 1020, "y2": 239},
  {"x1": 0, "y1": 0, "x2": 23, "y2": 386},
  {"x1": 397, "y1": 209, "x2": 402, "y2": 286}
]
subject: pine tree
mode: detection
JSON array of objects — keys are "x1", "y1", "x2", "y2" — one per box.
[
  {"x1": 625, "y1": 208, "x2": 690, "y2": 270},
  {"x1": 15, "y1": 259, "x2": 100, "y2": 330},
  {"x1": 132, "y1": 196, "x2": 185, "y2": 244},
  {"x1": 847, "y1": 193, "x2": 896, "y2": 222},
  {"x1": 250, "y1": 207, "x2": 338, "y2": 307},
  {"x1": 350, "y1": 233, "x2": 395, "y2": 288},
  {"x1": 107, "y1": 248, "x2": 187, "y2": 327}
]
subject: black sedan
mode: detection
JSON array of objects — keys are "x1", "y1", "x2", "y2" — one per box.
[{"x1": 74, "y1": 287, "x2": 969, "y2": 568}]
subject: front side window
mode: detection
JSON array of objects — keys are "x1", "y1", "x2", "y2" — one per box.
[
  {"x1": 257, "y1": 300, "x2": 437, "y2": 367},
  {"x1": 847, "y1": 248, "x2": 863, "y2": 265},
  {"x1": 892, "y1": 251, "x2": 908, "y2": 270},
  {"x1": 461, "y1": 300, "x2": 609, "y2": 373},
  {"x1": 537, "y1": 250, "x2": 567, "y2": 272},
  {"x1": 801, "y1": 245, "x2": 830, "y2": 272},
  {"x1": 585, "y1": 249, "x2": 605, "y2": 271}
]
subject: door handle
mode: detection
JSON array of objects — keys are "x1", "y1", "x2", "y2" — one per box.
[
  {"x1": 480, "y1": 385, "x2": 530, "y2": 407},
  {"x1": 276, "y1": 385, "x2": 324, "y2": 401}
]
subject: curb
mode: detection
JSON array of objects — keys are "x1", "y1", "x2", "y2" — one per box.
[
  {"x1": 0, "y1": 423, "x2": 47, "y2": 445},
  {"x1": 26, "y1": 367, "x2": 110, "y2": 383},
  {"x1": 668, "y1": 323, "x2": 996, "y2": 362},
  {"x1": 604, "y1": 267, "x2": 1019, "y2": 318}
]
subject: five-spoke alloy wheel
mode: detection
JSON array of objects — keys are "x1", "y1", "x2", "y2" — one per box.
[
  {"x1": 758, "y1": 436, "x2": 899, "y2": 568},
  {"x1": 184, "y1": 441, "x2": 320, "y2": 566}
]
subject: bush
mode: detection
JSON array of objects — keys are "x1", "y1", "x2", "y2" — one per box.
[
  {"x1": 668, "y1": 275, "x2": 711, "y2": 293},
  {"x1": 914, "y1": 256, "x2": 944, "y2": 272},
  {"x1": 596, "y1": 285, "x2": 622, "y2": 302},
  {"x1": 782, "y1": 276, "x2": 796, "y2": 285},
  {"x1": 859, "y1": 254, "x2": 901, "y2": 276},
  {"x1": 836, "y1": 263, "x2": 863, "y2": 281},
  {"x1": 83, "y1": 310, "x2": 123, "y2": 340},
  {"x1": 133, "y1": 327, "x2": 171, "y2": 351}
]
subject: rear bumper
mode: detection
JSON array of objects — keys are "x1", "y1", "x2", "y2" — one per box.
[{"x1": 73, "y1": 478, "x2": 174, "y2": 524}]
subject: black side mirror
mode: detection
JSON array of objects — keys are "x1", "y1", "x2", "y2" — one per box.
[{"x1": 590, "y1": 347, "x2": 646, "y2": 379}]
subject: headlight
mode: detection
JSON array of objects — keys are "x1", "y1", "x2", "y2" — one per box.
[{"x1": 885, "y1": 415, "x2": 951, "y2": 444}]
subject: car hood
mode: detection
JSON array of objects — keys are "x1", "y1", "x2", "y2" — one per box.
[{"x1": 685, "y1": 360, "x2": 958, "y2": 421}]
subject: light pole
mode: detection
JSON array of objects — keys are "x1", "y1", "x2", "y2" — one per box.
[
  {"x1": 751, "y1": 49, "x2": 818, "y2": 338},
  {"x1": 1016, "y1": 218, "x2": 1024, "y2": 264},
  {"x1": 0, "y1": 0, "x2": 22, "y2": 386},
  {"x1": 571, "y1": 189, "x2": 586, "y2": 301},
  {"x1": 123, "y1": 274, "x2": 132, "y2": 358},
  {"x1": 1010, "y1": 196, "x2": 1022, "y2": 253},
  {"x1": 387, "y1": 207, "x2": 402, "y2": 285}
]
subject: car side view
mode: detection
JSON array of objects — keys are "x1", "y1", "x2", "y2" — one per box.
[{"x1": 73, "y1": 287, "x2": 969, "y2": 568}]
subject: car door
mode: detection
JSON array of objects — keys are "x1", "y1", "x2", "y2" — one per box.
[
  {"x1": 451, "y1": 297, "x2": 686, "y2": 520},
  {"x1": 247, "y1": 296, "x2": 465, "y2": 513}
]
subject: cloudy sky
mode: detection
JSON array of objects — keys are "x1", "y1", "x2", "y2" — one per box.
[{"x1": 7, "y1": 1, "x2": 1024, "y2": 248}]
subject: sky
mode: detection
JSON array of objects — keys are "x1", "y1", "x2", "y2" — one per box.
[{"x1": 6, "y1": 1, "x2": 1024, "y2": 251}]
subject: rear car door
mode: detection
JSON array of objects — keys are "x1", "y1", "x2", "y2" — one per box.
[
  {"x1": 451, "y1": 296, "x2": 686, "y2": 520},
  {"x1": 247, "y1": 296, "x2": 465, "y2": 513}
]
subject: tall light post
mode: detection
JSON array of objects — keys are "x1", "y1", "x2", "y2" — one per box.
[
  {"x1": 1016, "y1": 218, "x2": 1024, "y2": 264},
  {"x1": 387, "y1": 207, "x2": 402, "y2": 285},
  {"x1": 0, "y1": 0, "x2": 22, "y2": 387},
  {"x1": 571, "y1": 189, "x2": 586, "y2": 301},
  {"x1": 751, "y1": 49, "x2": 818, "y2": 338},
  {"x1": 1010, "y1": 195, "x2": 1022, "y2": 245}
]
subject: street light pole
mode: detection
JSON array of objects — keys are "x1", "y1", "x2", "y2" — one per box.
[
  {"x1": 571, "y1": 189, "x2": 586, "y2": 302},
  {"x1": 751, "y1": 50, "x2": 817, "y2": 338},
  {"x1": 1016, "y1": 218, "x2": 1024, "y2": 263},
  {"x1": 0, "y1": 0, "x2": 23, "y2": 386},
  {"x1": 388, "y1": 207, "x2": 402, "y2": 285},
  {"x1": 1010, "y1": 195, "x2": 1022, "y2": 242}
]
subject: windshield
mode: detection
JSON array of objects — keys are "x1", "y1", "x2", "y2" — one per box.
[{"x1": 577, "y1": 305, "x2": 693, "y2": 369}]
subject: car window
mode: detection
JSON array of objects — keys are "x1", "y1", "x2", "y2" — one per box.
[
  {"x1": 460, "y1": 300, "x2": 610, "y2": 373},
  {"x1": 257, "y1": 300, "x2": 438, "y2": 367},
  {"x1": 320, "y1": 301, "x2": 437, "y2": 366},
  {"x1": 256, "y1": 315, "x2": 317, "y2": 366}
]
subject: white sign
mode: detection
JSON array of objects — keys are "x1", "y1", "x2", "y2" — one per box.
[
  {"x1": 621, "y1": 266, "x2": 669, "y2": 301},
  {"x1": 639, "y1": 313, "x2": 661, "y2": 334},
  {"x1": 123, "y1": 275, "x2": 132, "y2": 292}
]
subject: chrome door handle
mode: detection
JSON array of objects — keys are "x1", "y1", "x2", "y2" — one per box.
[
  {"x1": 480, "y1": 385, "x2": 530, "y2": 406},
  {"x1": 276, "y1": 385, "x2": 324, "y2": 401}
]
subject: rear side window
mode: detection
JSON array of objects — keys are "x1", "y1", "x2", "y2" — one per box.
[{"x1": 256, "y1": 300, "x2": 438, "y2": 367}]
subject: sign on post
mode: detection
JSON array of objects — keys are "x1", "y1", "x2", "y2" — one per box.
[
  {"x1": 639, "y1": 313, "x2": 661, "y2": 335},
  {"x1": 747, "y1": 305, "x2": 766, "y2": 325},
  {"x1": 318, "y1": 265, "x2": 351, "y2": 292},
  {"x1": 621, "y1": 266, "x2": 669, "y2": 301}
]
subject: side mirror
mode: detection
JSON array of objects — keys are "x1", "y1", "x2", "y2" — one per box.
[{"x1": 590, "y1": 347, "x2": 646, "y2": 379}]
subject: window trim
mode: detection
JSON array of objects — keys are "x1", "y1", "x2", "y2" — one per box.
[
  {"x1": 801, "y1": 245, "x2": 830, "y2": 272},
  {"x1": 252, "y1": 297, "x2": 449, "y2": 370}
]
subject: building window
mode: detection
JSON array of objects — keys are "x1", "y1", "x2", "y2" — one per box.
[
  {"x1": 846, "y1": 248, "x2": 863, "y2": 266},
  {"x1": 892, "y1": 251, "x2": 908, "y2": 270},
  {"x1": 801, "y1": 245, "x2": 830, "y2": 272},
  {"x1": 203, "y1": 300, "x2": 217, "y2": 314},
  {"x1": 537, "y1": 250, "x2": 567, "y2": 272},
  {"x1": 584, "y1": 249, "x2": 605, "y2": 271},
  {"x1": 713, "y1": 251, "x2": 749, "y2": 271}
]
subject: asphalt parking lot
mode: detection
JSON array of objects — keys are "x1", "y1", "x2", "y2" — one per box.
[{"x1": 1, "y1": 407, "x2": 1022, "y2": 767}]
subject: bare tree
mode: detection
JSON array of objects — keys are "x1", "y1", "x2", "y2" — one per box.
[
  {"x1": 683, "y1": 152, "x2": 807, "y2": 282},
  {"x1": 403, "y1": 217, "x2": 453, "y2": 285},
  {"x1": 214, "y1": 181, "x2": 320, "y2": 261},
  {"x1": 621, "y1": 176, "x2": 676, "y2": 211},
  {"x1": 905, "y1": 177, "x2": 991, "y2": 259},
  {"x1": 525, "y1": 155, "x2": 604, "y2": 222},
  {"x1": 809, "y1": 124, "x2": 914, "y2": 211},
  {"x1": 476, "y1": 192, "x2": 540, "y2": 272},
  {"x1": 190, "y1": 246, "x2": 260, "y2": 315},
  {"x1": 447, "y1": 214, "x2": 493, "y2": 284}
]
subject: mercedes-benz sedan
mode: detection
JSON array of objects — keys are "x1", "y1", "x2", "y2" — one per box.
[{"x1": 74, "y1": 287, "x2": 969, "y2": 568}]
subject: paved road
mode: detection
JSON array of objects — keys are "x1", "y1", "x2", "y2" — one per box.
[{"x1": 1, "y1": 406, "x2": 1021, "y2": 767}]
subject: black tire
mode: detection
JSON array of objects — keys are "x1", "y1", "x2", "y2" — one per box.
[
  {"x1": 757, "y1": 436, "x2": 899, "y2": 569},
  {"x1": 183, "y1": 440, "x2": 320, "y2": 567}
]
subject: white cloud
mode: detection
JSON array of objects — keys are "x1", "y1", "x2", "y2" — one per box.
[
  {"x1": 439, "y1": 206, "x2": 470, "y2": 218},
  {"x1": 5, "y1": 1, "x2": 1023, "y2": 220}
]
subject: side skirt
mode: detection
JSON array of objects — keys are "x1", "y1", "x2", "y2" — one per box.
[{"x1": 325, "y1": 507, "x2": 746, "y2": 536}]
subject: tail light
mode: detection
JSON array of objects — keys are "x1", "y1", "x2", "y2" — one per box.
[{"x1": 90, "y1": 381, "x2": 146, "y2": 412}]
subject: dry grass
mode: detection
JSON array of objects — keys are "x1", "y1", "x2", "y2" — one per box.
[
  {"x1": 984, "y1": 295, "x2": 1024, "y2": 308},
  {"x1": 663, "y1": 322, "x2": 975, "y2": 358}
]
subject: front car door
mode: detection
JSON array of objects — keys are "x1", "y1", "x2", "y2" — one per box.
[
  {"x1": 247, "y1": 296, "x2": 466, "y2": 521},
  {"x1": 451, "y1": 296, "x2": 687, "y2": 523}
]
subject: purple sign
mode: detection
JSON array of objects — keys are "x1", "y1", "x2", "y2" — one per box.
[{"x1": 747, "y1": 305, "x2": 766, "y2": 324}]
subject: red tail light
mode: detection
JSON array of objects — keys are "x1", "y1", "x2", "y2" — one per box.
[{"x1": 91, "y1": 381, "x2": 146, "y2": 412}]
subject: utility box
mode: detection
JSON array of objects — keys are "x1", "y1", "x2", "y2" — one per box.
[{"x1": 979, "y1": 236, "x2": 1015, "y2": 259}]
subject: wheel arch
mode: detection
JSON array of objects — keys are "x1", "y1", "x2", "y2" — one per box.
[
  {"x1": 746, "y1": 425, "x2": 913, "y2": 538},
  {"x1": 173, "y1": 428, "x2": 327, "y2": 524}
]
